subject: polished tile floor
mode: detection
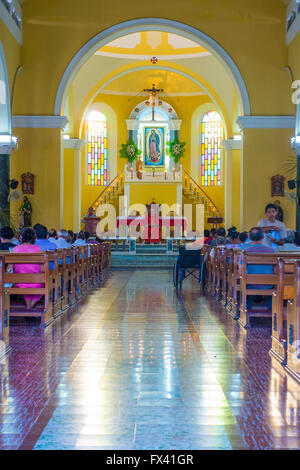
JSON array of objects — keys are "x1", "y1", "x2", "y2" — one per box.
[{"x1": 0, "y1": 269, "x2": 300, "y2": 450}]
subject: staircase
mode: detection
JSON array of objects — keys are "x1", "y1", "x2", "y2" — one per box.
[
  {"x1": 88, "y1": 167, "x2": 223, "y2": 228},
  {"x1": 90, "y1": 169, "x2": 125, "y2": 214},
  {"x1": 182, "y1": 170, "x2": 223, "y2": 227}
]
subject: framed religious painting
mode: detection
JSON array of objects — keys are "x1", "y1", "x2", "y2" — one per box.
[{"x1": 144, "y1": 127, "x2": 165, "y2": 166}]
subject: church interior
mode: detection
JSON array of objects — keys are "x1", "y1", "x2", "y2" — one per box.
[{"x1": 0, "y1": 0, "x2": 300, "y2": 451}]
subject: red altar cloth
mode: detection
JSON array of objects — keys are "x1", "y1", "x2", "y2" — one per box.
[{"x1": 116, "y1": 215, "x2": 187, "y2": 242}]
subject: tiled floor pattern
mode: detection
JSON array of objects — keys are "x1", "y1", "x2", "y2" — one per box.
[{"x1": 0, "y1": 269, "x2": 299, "y2": 449}]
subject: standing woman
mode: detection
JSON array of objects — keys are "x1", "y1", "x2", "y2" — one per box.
[{"x1": 12, "y1": 228, "x2": 44, "y2": 309}]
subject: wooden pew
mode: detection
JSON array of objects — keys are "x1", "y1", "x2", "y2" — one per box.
[
  {"x1": 226, "y1": 248, "x2": 241, "y2": 318},
  {"x1": 47, "y1": 251, "x2": 62, "y2": 317},
  {"x1": 57, "y1": 249, "x2": 70, "y2": 312},
  {"x1": 1, "y1": 252, "x2": 54, "y2": 327},
  {"x1": 285, "y1": 260, "x2": 300, "y2": 382},
  {"x1": 239, "y1": 252, "x2": 279, "y2": 329},
  {"x1": 270, "y1": 256, "x2": 300, "y2": 367},
  {"x1": 0, "y1": 256, "x2": 10, "y2": 357}
]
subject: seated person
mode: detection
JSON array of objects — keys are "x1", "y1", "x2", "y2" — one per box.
[
  {"x1": 34, "y1": 224, "x2": 57, "y2": 251},
  {"x1": 226, "y1": 228, "x2": 240, "y2": 248},
  {"x1": 53, "y1": 229, "x2": 72, "y2": 249},
  {"x1": 210, "y1": 227, "x2": 226, "y2": 246},
  {"x1": 48, "y1": 228, "x2": 57, "y2": 243},
  {"x1": 278, "y1": 231, "x2": 300, "y2": 251},
  {"x1": 257, "y1": 203, "x2": 287, "y2": 248},
  {"x1": 72, "y1": 231, "x2": 87, "y2": 247},
  {"x1": 239, "y1": 227, "x2": 275, "y2": 310},
  {"x1": 208, "y1": 228, "x2": 217, "y2": 245},
  {"x1": 0, "y1": 226, "x2": 16, "y2": 251},
  {"x1": 239, "y1": 231, "x2": 249, "y2": 247},
  {"x1": 11, "y1": 228, "x2": 44, "y2": 310}
]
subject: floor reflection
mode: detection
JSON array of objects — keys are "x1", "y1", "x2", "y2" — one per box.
[{"x1": 0, "y1": 270, "x2": 299, "y2": 449}]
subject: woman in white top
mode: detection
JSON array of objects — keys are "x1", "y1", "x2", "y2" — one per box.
[{"x1": 257, "y1": 203, "x2": 287, "y2": 248}]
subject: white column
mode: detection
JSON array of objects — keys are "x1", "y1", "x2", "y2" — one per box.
[
  {"x1": 177, "y1": 183, "x2": 182, "y2": 216},
  {"x1": 222, "y1": 138, "x2": 242, "y2": 229},
  {"x1": 64, "y1": 138, "x2": 85, "y2": 232}
]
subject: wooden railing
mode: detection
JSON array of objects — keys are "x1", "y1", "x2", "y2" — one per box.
[
  {"x1": 183, "y1": 169, "x2": 223, "y2": 221},
  {"x1": 90, "y1": 169, "x2": 125, "y2": 213}
]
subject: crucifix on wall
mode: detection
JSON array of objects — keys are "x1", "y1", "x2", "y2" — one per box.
[{"x1": 143, "y1": 84, "x2": 164, "y2": 121}]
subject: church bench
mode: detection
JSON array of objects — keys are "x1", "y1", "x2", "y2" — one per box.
[
  {"x1": 227, "y1": 248, "x2": 242, "y2": 319},
  {"x1": 56, "y1": 249, "x2": 72, "y2": 312},
  {"x1": 0, "y1": 256, "x2": 10, "y2": 358},
  {"x1": 47, "y1": 251, "x2": 62, "y2": 317},
  {"x1": 0, "y1": 252, "x2": 54, "y2": 327},
  {"x1": 270, "y1": 255, "x2": 300, "y2": 367},
  {"x1": 78, "y1": 246, "x2": 89, "y2": 296},
  {"x1": 239, "y1": 252, "x2": 279, "y2": 328},
  {"x1": 285, "y1": 260, "x2": 300, "y2": 383}
]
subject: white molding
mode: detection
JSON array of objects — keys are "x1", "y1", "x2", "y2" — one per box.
[
  {"x1": 0, "y1": 2, "x2": 22, "y2": 45},
  {"x1": 0, "y1": 141, "x2": 16, "y2": 155},
  {"x1": 171, "y1": 120, "x2": 182, "y2": 131},
  {"x1": 94, "y1": 51, "x2": 211, "y2": 60},
  {"x1": 126, "y1": 119, "x2": 139, "y2": 131},
  {"x1": 236, "y1": 115, "x2": 296, "y2": 130},
  {"x1": 0, "y1": 40, "x2": 11, "y2": 134},
  {"x1": 286, "y1": 0, "x2": 300, "y2": 45},
  {"x1": 63, "y1": 138, "x2": 85, "y2": 150},
  {"x1": 54, "y1": 18, "x2": 250, "y2": 116},
  {"x1": 221, "y1": 139, "x2": 242, "y2": 151},
  {"x1": 291, "y1": 140, "x2": 300, "y2": 153},
  {"x1": 12, "y1": 115, "x2": 69, "y2": 129}
]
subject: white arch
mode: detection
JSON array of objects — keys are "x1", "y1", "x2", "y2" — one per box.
[
  {"x1": 78, "y1": 64, "x2": 227, "y2": 137},
  {"x1": 0, "y1": 41, "x2": 11, "y2": 135},
  {"x1": 54, "y1": 18, "x2": 251, "y2": 117}
]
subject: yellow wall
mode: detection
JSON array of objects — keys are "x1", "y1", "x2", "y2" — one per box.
[
  {"x1": 10, "y1": 128, "x2": 62, "y2": 229},
  {"x1": 14, "y1": 0, "x2": 293, "y2": 116},
  {"x1": 242, "y1": 128, "x2": 295, "y2": 231},
  {"x1": 288, "y1": 30, "x2": 300, "y2": 81},
  {"x1": 130, "y1": 184, "x2": 177, "y2": 210},
  {"x1": 80, "y1": 93, "x2": 214, "y2": 220},
  {"x1": 63, "y1": 148, "x2": 74, "y2": 229},
  {"x1": 0, "y1": 18, "x2": 21, "y2": 97},
  {"x1": 231, "y1": 149, "x2": 241, "y2": 230}
]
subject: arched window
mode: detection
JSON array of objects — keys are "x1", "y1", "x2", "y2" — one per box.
[
  {"x1": 0, "y1": 41, "x2": 11, "y2": 135},
  {"x1": 201, "y1": 111, "x2": 223, "y2": 187},
  {"x1": 87, "y1": 110, "x2": 108, "y2": 186}
]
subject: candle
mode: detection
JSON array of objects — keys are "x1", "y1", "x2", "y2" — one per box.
[
  {"x1": 130, "y1": 167, "x2": 133, "y2": 179},
  {"x1": 164, "y1": 169, "x2": 167, "y2": 180},
  {"x1": 173, "y1": 167, "x2": 175, "y2": 180}
]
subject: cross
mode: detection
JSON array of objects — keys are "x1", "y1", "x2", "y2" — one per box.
[{"x1": 143, "y1": 84, "x2": 164, "y2": 121}]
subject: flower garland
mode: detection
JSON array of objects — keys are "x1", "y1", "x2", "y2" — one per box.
[
  {"x1": 119, "y1": 141, "x2": 142, "y2": 163},
  {"x1": 167, "y1": 139, "x2": 186, "y2": 163}
]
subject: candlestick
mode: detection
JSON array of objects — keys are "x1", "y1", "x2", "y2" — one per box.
[
  {"x1": 164, "y1": 169, "x2": 167, "y2": 180},
  {"x1": 173, "y1": 167, "x2": 175, "y2": 180},
  {"x1": 130, "y1": 167, "x2": 133, "y2": 179}
]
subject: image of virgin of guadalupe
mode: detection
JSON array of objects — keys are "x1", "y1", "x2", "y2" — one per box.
[{"x1": 149, "y1": 130, "x2": 161, "y2": 163}]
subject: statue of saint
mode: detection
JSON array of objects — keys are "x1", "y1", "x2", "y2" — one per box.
[
  {"x1": 19, "y1": 196, "x2": 32, "y2": 228},
  {"x1": 149, "y1": 130, "x2": 160, "y2": 163},
  {"x1": 274, "y1": 200, "x2": 283, "y2": 222},
  {"x1": 136, "y1": 156, "x2": 143, "y2": 179}
]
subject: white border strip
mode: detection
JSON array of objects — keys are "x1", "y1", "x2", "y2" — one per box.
[
  {"x1": 0, "y1": 2, "x2": 22, "y2": 45},
  {"x1": 54, "y1": 18, "x2": 251, "y2": 116},
  {"x1": 236, "y1": 115, "x2": 296, "y2": 130},
  {"x1": 12, "y1": 115, "x2": 68, "y2": 129}
]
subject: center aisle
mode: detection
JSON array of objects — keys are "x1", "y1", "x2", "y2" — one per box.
[{"x1": 5, "y1": 269, "x2": 299, "y2": 450}]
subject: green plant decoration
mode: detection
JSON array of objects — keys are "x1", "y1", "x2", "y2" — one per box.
[
  {"x1": 119, "y1": 141, "x2": 142, "y2": 163},
  {"x1": 282, "y1": 155, "x2": 297, "y2": 180},
  {"x1": 166, "y1": 139, "x2": 186, "y2": 163}
]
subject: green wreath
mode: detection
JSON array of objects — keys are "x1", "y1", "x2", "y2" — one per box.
[
  {"x1": 119, "y1": 140, "x2": 142, "y2": 163},
  {"x1": 167, "y1": 139, "x2": 186, "y2": 163}
]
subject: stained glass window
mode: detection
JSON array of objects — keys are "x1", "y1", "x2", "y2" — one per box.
[
  {"x1": 201, "y1": 111, "x2": 223, "y2": 187},
  {"x1": 87, "y1": 111, "x2": 108, "y2": 186}
]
